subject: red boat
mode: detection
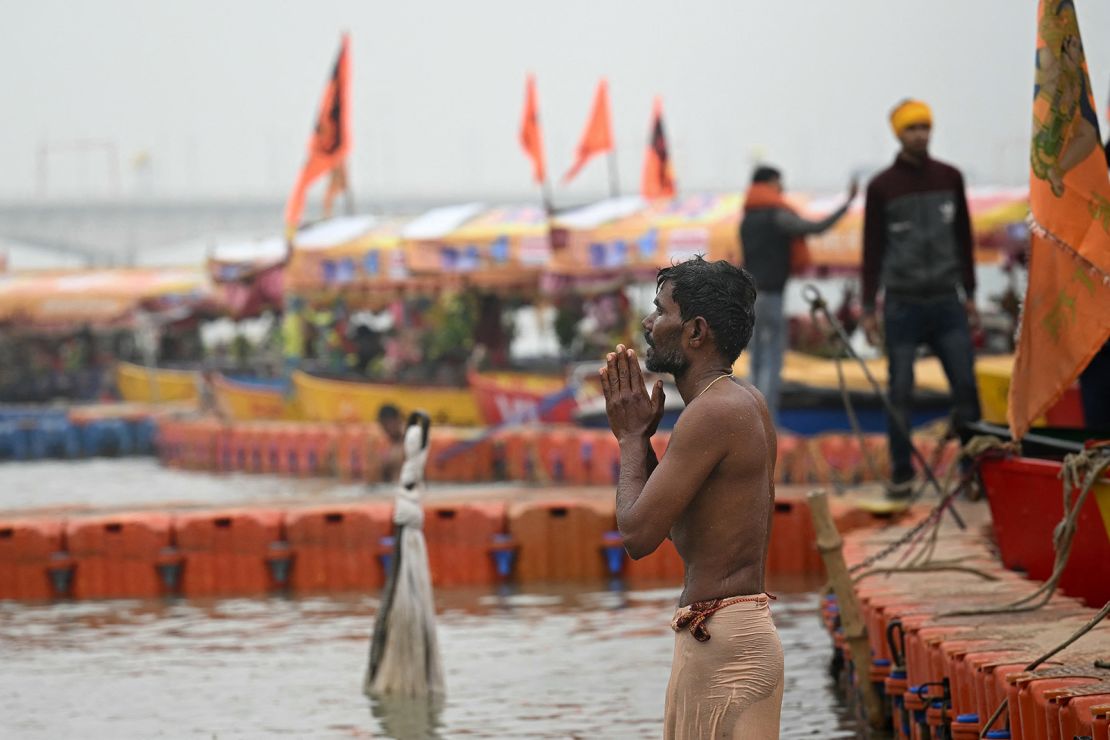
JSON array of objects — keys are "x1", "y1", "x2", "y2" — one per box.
[
  {"x1": 466, "y1": 370, "x2": 579, "y2": 425},
  {"x1": 975, "y1": 425, "x2": 1110, "y2": 609}
]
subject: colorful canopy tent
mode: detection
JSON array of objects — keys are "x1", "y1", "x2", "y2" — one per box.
[
  {"x1": 402, "y1": 203, "x2": 550, "y2": 292},
  {"x1": 545, "y1": 193, "x2": 742, "y2": 291},
  {"x1": 207, "y1": 237, "x2": 287, "y2": 283},
  {"x1": 285, "y1": 215, "x2": 417, "y2": 309},
  {"x1": 206, "y1": 236, "x2": 288, "y2": 319},
  {"x1": 0, "y1": 268, "x2": 218, "y2": 330}
]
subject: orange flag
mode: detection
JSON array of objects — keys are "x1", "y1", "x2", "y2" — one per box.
[
  {"x1": 519, "y1": 74, "x2": 547, "y2": 184},
  {"x1": 641, "y1": 96, "x2": 676, "y2": 199},
  {"x1": 563, "y1": 79, "x2": 614, "y2": 184},
  {"x1": 284, "y1": 34, "x2": 352, "y2": 235},
  {"x1": 1010, "y1": 0, "x2": 1110, "y2": 438}
]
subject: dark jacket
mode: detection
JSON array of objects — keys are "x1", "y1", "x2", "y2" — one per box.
[
  {"x1": 740, "y1": 203, "x2": 849, "y2": 293},
  {"x1": 862, "y1": 155, "x2": 974, "y2": 311}
]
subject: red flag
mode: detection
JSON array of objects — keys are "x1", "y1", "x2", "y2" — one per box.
[
  {"x1": 519, "y1": 74, "x2": 547, "y2": 184},
  {"x1": 1009, "y1": 0, "x2": 1110, "y2": 437},
  {"x1": 322, "y1": 161, "x2": 348, "y2": 218},
  {"x1": 563, "y1": 79, "x2": 614, "y2": 184},
  {"x1": 641, "y1": 96, "x2": 676, "y2": 199},
  {"x1": 284, "y1": 34, "x2": 352, "y2": 235}
]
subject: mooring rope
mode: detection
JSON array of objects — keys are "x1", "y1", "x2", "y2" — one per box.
[
  {"x1": 944, "y1": 446, "x2": 1110, "y2": 617},
  {"x1": 846, "y1": 435, "x2": 1016, "y2": 575}
]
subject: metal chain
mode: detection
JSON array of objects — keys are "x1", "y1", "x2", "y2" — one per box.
[{"x1": 847, "y1": 491, "x2": 958, "y2": 574}]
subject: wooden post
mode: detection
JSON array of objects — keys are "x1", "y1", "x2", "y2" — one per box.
[{"x1": 808, "y1": 489, "x2": 885, "y2": 729}]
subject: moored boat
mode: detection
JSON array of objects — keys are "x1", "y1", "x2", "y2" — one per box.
[
  {"x1": 972, "y1": 423, "x2": 1110, "y2": 609},
  {"x1": 212, "y1": 374, "x2": 297, "y2": 421},
  {"x1": 466, "y1": 369, "x2": 577, "y2": 425},
  {"x1": 115, "y1": 361, "x2": 199, "y2": 404},
  {"x1": 292, "y1": 370, "x2": 482, "y2": 426}
]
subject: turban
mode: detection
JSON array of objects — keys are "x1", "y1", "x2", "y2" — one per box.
[{"x1": 890, "y1": 99, "x2": 933, "y2": 135}]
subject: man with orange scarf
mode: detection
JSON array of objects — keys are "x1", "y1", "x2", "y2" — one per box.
[{"x1": 740, "y1": 166, "x2": 856, "y2": 423}]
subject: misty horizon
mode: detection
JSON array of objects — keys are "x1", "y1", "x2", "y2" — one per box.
[{"x1": 4, "y1": 0, "x2": 1110, "y2": 206}]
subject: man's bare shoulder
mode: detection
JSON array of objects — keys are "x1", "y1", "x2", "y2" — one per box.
[
  {"x1": 733, "y1": 378, "x2": 776, "y2": 443},
  {"x1": 733, "y1": 378, "x2": 770, "y2": 414},
  {"x1": 671, "y1": 379, "x2": 766, "y2": 438}
]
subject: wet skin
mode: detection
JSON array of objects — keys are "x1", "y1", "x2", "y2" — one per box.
[{"x1": 601, "y1": 282, "x2": 777, "y2": 607}]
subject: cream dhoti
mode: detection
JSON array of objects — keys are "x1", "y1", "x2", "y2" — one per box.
[{"x1": 664, "y1": 594, "x2": 784, "y2": 740}]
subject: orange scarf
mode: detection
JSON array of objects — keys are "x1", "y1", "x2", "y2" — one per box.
[{"x1": 743, "y1": 183, "x2": 811, "y2": 274}]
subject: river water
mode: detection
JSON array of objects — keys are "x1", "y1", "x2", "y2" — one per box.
[{"x1": 0, "y1": 461, "x2": 860, "y2": 739}]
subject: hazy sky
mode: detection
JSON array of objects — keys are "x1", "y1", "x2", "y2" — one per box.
[{"x1": 4, "y1": 0, "x2": 1110, "y2": 204}]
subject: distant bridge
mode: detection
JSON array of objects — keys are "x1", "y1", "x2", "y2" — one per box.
[{"x1": 0, "y1": 200, "x2": 284, "y2": 266}]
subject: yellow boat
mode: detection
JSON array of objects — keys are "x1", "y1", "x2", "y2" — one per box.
[
  {"x1": 291, "y1": 370, "x2": 482, "y2": 426},
  {"x1": 732, "y1": 351, "x2": 962, "y2": 395},
  {"x1": 974, "y1": 354, "x2": 1021, "y2": 426},
  {"x1": 115, "y1": 361, "x2": 199, "y2": 404},
  {"x1": 212, "y1": 375, "x2": 299, "y2": 421},
  {"x1": 733, "y1": 351, "x2": 1030, "y2": 425}
]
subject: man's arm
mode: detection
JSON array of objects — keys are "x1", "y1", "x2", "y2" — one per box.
[
  {"x1": 953, "y1": 171, "x2": 975, "y2": 300},
  {"x1": 602, "y1": 348, "x2": 714, "y2": 559},
  {"x1": 772, "y1": 200, "x2": 850, "y2": 237},
  {"x1": 861, "y1": 180, "x2": 886, "y2": 313},
  {"x1": 615, "y1": 404, "x2": 729, "y2": 559}
]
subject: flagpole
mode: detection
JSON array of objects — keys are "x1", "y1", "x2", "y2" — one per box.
[
  {"x1": 533, "y1": 93, "x2": 554, "y2": 215},
  {"x1": 607, "y1": 149, "x2": 620, "y2": 198},
  {"x1": 541, "y1": 177, "x2": 554, "y2": 217}
]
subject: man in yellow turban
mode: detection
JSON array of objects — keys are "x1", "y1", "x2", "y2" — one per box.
[
  {"x1": 860, "y1": 99, "x2": 982, "y2": 499},
  {"x1": 890, "y1": 99, "x2": 933, "y2": 136}
]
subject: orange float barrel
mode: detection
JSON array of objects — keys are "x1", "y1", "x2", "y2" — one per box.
[
  {"x1": 188, "y1": 420, "x2": 220, "y2": 470},
  {"x1": 156, "y1": 419, "x2": 184, "y2": 467},
  {"x1": 227, "y1": 423, "x2": 249, "y2": 472},
  {"x1": 765, "y1": 497, "x2": 820, "y2": 576},
  {"x1": 308, "y1": 426, "x2": 337, "y2": 477},
  {"x1": 273, "y1": 424, "x2": 298, "y2": 476},
  {"x1": 0, "y1": 517, "x2": 66, "y2": 600},
  {"x1": 174, "y1": 509, "x2": 285, "y2": 597},
  {"x1": 244, "y1": 424, "x2": 267, "y2": 473},
  {"x1": 819, "y1": 434, "x2": 866, "y2": 485},
  {"x1": 340, "y1": 425, "x2": 383, "y2": 482},
  {"x1": 583, "y1": 432, "x2": 621, "y2": 486},
  {"x1": 1089, "y1": 702, "x2": 1109, "y2": 739},
  {"x1": 334, "y1": 425, "x2": 360, "y2": 481},
  {"x1": 862, "y1": 434, "x2": 891, "y2": 482},
  {"x1": 213, "y1": 422, "x2": 234, "y2": 472},
  {"x1": 774, "y1": 433, "x2": 800, "y2": 483},
  {"x1": 977, "y1": 660, "x2": 1030, "y2": 736},
  {"x1": 536, "y1": 427, "x2": 574, "y2": 484},
  {"x1": 426, "y1": 428, "x2": 471, "y2": 483},
  {"x1": 1011, "y1": 672, "x2": 1101, "y2": 740},
  {"x1": 290, "y1": 421, "x2": 317, "y2": 474},
  {"x1": 285, "y1": 504, "x2": 392, "y2": 592},
  {"x1": 624, "y1": 535, "x2": 685, "y2": 583},
  {"x1": 67, "y1": 513, "x2": 173, "y2": 599},
  {"x1": 494, "y1": 428, "x2": 538, "y2": 482},
  {"x1": 285, "y1": 424, "x2": 314, "y2": 477},
  {"x1": 422, "y1": 502, "x2": 506, "y2": 586},
  {"x1": 947, "y1": 650, "x2": 1020, "y2": 737},
  {"x1": 508, "y1": 499, "x2": 615, "y2": 582},
  {"x1": 245, "y1": 424, "x2": 271, "y2": 474},
  {"x1": 1056, "y1": 691, "x2": 1110, "y2": 740}
]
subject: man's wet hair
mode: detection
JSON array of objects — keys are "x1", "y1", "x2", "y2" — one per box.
[
  {"x1": 377, "y1": 404, "x2": 401, "y2": 424},
  {"x1": 751, "y1": 166, "x2": 782, "y2": 184},
  {"x1": 656, "y1": 255, "x2": 757, "y2": 364}
]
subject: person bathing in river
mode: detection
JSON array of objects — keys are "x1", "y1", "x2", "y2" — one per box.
[{"x1": 601, "y1": 255, "x2": 782, "y2": 739}]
